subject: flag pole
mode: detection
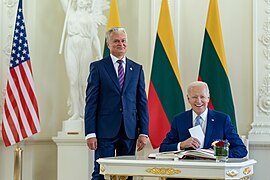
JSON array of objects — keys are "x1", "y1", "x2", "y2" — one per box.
[
  {"x1": 13, "y1": 144, "x2": 23, "y2": 180},
  {"x1": 59, "y1": 0, "x2": 73, "y2": 54}
]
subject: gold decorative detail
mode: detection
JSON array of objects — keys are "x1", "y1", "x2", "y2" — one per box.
[
  {"x1": 100, "y1": 165, "x2": 105, "y2": 173},
  {"x1": 240, "y1": 176, "x2": 250, "y2": 180},
  {"x1": 226, "y1": 169, "x2": 239, "y2": 177},
  {"x1": 110, "y1": 175, "x2": 127, "y2": 180},
  {"x1": 145, "y1": 167, "x2": 181, "y2": 175},
  {"x1": 243, "y1": 167, "x2": 252, "y2": 175},
  {"x1": 67, "y1": 132, "x2": 79, "y2": 135}
]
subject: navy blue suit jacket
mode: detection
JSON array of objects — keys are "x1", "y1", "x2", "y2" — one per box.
[
  {"x1": 84, "y1": 56, "x2": 149, "y2": 139},
  {"x1": 159, "y1": 109, "x2": 247, "y2": 158}
]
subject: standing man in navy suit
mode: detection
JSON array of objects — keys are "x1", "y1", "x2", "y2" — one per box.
[
  {"x1": 160, "y1": 81, "x2": 247, "y2": 158},
  {"x1": 84, "y1": 27, "x2": 149, "y2": 180}
]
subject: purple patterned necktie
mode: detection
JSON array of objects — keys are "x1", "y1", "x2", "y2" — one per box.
[{"x1": 117, "y1": 60, "x2": 124, "y2": 89}]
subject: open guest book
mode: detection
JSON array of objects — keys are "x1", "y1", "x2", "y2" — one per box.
[{"x1": 148, "y1": 149, "x2": 215, "y2": 160}]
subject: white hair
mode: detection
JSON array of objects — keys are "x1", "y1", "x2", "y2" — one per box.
[
  {"x1": 106, "y1": 27, "x2": 127, "y2": 44},
  {"x1": 187, "y1": 81, "x2": 210, "y2": 97}
]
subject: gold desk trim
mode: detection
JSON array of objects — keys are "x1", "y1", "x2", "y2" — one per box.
[
  {"x1": 146, "y1": 167, "x2": 181, "y2": 175},
  {"x1": 243, "y1": 167, "x2": 251, "y2": 175},
  {"x1": 226, "y1": 169, "x2": 239, "y2": 177},
  {"x1": 110, "y1": 175, "x2": 128, "y2": 180},
  {"x1": 100, "y1": 165, "x2": 105, "y2": 173}
]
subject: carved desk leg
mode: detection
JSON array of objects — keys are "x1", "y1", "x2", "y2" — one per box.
[
  {"x1": 103, "y1": 175, "x2": 111, "y2": 180},
  {"x1": 240, "y1": 176, "x2": 250, "y2": 180},
  {"x1": 118, "y1": 176, "x2": 128, "y2": 180}
]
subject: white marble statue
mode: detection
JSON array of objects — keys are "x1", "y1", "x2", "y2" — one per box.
[{"x1": 60, "y1": 0, "x2": 109, "y2": 122}]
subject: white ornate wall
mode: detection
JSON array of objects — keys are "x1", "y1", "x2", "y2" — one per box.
[
  {"x1": 248, "y1": 0, "x2": 270, "y2": 179},
  {"x1": 249, "y1": 0, "x2": 270, "y2": 141}
]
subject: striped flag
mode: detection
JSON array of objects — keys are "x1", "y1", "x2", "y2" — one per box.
[
  {"x1": 103, "y1": 0, "x2": 121, "y2": 57},
  {"x1": 198, "y1": 0, "x2": 237, "y2": 131},
  {"x1": 148, "y1": 0, "x2": 185, "y2": 149},
  {"x1": 1, "y1": 0, "x2": 40, "y2": 147}
]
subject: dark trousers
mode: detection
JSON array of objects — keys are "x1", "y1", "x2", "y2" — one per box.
[{"x1": 92, "y1": 126, "x2": 136, "y2": 180}]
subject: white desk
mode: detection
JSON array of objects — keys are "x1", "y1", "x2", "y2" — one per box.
[{"x1": 97, "y1": 156, "x2": 256, "y2": 180}]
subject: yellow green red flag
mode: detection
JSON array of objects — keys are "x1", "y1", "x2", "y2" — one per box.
[
  {"x1": 148, "y1": 0, "x2": 185, "y2": 149},
  {"x1": 198, "y1": 0, "x2": 237, "y2": 131}
]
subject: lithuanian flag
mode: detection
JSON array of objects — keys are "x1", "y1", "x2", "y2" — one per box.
[
  {"x1": 199, "y1": 0, "x2": 237, "y2": 131},
  {"x1": 148, "y1": 0, "x2": 185, "y2": 149},
  {"x1": 103, "y1": 0, "x2": 121, "y2": 57}
]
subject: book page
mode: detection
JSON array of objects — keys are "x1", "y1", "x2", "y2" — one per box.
[
  {"x1": 148, "y1": 149, "x2": 215, "y2": 160},
  {"x1": 183, "y1": 149, "x2": 215, "y2": 160},
  {"x1": 148, "y1": 151, "x2": 183, "y2": 160}
]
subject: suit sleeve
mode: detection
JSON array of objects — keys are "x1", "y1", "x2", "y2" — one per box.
[
  {"x1": 224, "y1": 116, "x2": 248, "y2": 158},
  {"x1": 159, "y1": 118, "x2": 179, "y2": 152},
  {"x1": 84, "y1": 62, "x2": 99, "y2": 136},
  {"x1": 136, "y1": 66, "x2": 149, "y2": 135}
]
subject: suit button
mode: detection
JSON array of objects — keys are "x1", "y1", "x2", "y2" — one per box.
[{"x1": 120, "y1": 108, "x2": 123, "y2": 112}]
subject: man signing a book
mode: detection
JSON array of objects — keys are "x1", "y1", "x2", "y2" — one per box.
[{"x1": 159, "y1": 81, "x2": 247, "y2": 158}]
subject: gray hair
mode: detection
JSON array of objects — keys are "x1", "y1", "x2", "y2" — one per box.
[
  {"x1": 106, "y1": 27, "x2": 128, "y2": 44},
  {"x1": 187, "y1": 81, "x2": 210, "y2": 97}
]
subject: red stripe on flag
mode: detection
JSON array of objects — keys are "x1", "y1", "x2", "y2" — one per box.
[
  {"x1": 3, "y1": 98, "x2": 20, "y2": 144},
  {"x1": 7, "y1": 81, "x2": 27, "y2": 140},
  {"x1": 18, "y1": 63, "x2": 38, "y2": 133},
  {"x1": 27, "y1": 60, "x2": 39, "y2": 119},
  {"x1": 10, "y1": 68, "x2": 33, "y2": 137},
  {"x1": 1, "y1": 123, "x2": 11, "y2": 146},
  {"x1": 148, "y1": 81, "x2": 171, "y2": 149},
  {"x1": 24, "y1": 61, "x2": 40, "y2": 120}
]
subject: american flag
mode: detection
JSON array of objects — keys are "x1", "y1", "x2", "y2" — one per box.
[{"x1": 1, "y1": 0, "x2": 40, "y2": 147}]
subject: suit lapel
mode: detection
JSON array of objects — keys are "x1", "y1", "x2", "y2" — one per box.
[
  {"x1": 122, "y1": 59, "x2": 133, "y2": 93},
  {"x1": 204, "y1": 109, "x2": 215, "y2": 148},
  {"x1": 103, "y1": 57, "x2": 121, "y2": 91},
  {"x1": 187, "y1": 110, "x2": 193, "y2": 128}
]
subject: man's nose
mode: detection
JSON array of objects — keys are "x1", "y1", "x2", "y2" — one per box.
[
  {"x1": 118, "y1": 42, "x2": 125, "y2": 46},
  {"x1": 196, "y1": 97, "x2": 202, "y2": 102}
]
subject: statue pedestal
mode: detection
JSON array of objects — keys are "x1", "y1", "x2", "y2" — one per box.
[
  {"x1": 62, "y1": 119, "x2": 84, "y2": 133},
  {"x1": 52, "y1": 132, "x2": 94, "y2": 180}
]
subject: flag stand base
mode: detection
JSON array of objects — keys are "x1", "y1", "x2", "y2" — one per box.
[{"x1": 62, "y1": 119, "x2": 84, "y2": 134}]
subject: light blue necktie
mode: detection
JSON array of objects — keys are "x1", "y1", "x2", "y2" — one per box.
[{"x1": 195, "y1": 116, "x2": 203, "y2": 127}]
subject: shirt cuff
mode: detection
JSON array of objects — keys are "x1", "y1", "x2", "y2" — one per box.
[
  {"x1": 139, "y1": 134, "x2": 149, "y2": 138},
  {"x1": 177, "y1": 142, "x2": 182, "y2": 151},
  {"x1": 85, "y1": 133, "x2": 96, "y2": 140},
  {"x1": 86, "y1": 133, "x2": 148, "y2": 140}
]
